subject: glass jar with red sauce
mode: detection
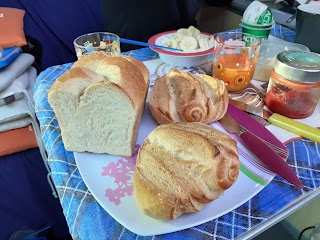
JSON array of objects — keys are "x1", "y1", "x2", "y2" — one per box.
[{"x1": 265, "y1": 51, "x2": 320, "y2": 119}]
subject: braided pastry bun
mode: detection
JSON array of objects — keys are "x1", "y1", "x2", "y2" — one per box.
[
  {"x1": 148, "y1": 69, "x2": 228, "y2": 124},
  {"x1": 133, "y1": 122, "x2": 240, "y2": 220}
]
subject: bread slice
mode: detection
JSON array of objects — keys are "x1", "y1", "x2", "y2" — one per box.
[
  {"x1": 48, "y1": 55, "x2": 150, "y2": 156},
  {"x1": 133, "y1": 122, "x2": 240, "y2": 220}
]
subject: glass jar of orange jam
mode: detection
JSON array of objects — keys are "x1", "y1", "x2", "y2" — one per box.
[{"x1": 265, "y1": 51, "x2": 320, "y2": 119}]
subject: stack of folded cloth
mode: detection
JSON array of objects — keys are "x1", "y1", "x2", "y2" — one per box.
[
  {"x1": 0, "y1": 53, "x2": 39, "y2": 154},
  {"x1": 0, "y1": 52, "x2": 56, "y2": 196},
  {"x1": 0, "y1": 7, "x2": 42, "y2": 157}
]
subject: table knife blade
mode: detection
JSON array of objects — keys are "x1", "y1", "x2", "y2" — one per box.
[
  {"x1": 219, "y1": 113, "x2": 304, "y2": 189},
  {"x1": 226, "y1": 102, "x2": 289, "y2": 160}
]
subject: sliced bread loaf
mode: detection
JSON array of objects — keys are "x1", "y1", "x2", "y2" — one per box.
[{"x1": 48, "y1": 53, "x2": 150, "y2": 156}]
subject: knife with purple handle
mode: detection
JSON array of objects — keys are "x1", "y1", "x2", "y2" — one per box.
[
  {"x1": 219, "y1": 113, "x2": 304, "y2": 189},
  {"x1": 239, "y1": 131, "x2": 303, "y2": 189},
  {"x1": 227, "y1": 103, "x2": 289, "y2": 160}
]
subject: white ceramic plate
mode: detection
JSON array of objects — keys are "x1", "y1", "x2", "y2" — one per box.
[
  {"x1": 147, "y1": 30, "x2": 214, "y2": 68},
  {"x1": 74, "y1": 103, "x2": 275, "y2": 236}
]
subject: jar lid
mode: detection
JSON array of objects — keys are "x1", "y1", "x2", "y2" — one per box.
[{"x1": 274, "y1": 51, "x2": 320, "y2": 83}]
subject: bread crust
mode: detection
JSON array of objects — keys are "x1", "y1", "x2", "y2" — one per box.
[
  {"x1": 49, "y1": 67, "x2": 106, "y2": 93},
  {"x1": 148, "y1": 69, "x2": 228, "y2": 124},
  {"x1": 72, "y1": 53, "x2": 150, "y2": 108},
  {"x1": 122, "y1": 56, "x2": 150, "y2": 86},
  {"x1": 133, "y1": 122, "x2": 240, "y2": 220},
  {"x1": 95, "y1": 57, "x2": 148, "y2": 107},
  {"x1": 71, "y1": 52, "x2": 111, "y2": 69},
  {"x1": 48, "y1": 54, "x2": 150, "y2": 156}
]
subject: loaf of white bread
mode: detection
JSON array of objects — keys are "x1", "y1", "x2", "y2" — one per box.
[
  {"x1": 48, "y1": 52, "x2": 150, "y2": 156},
  {"x1": 148, "y1": 69, "x2": 228, "y2": 124},
  {"x1": 133, "y1": 122, "x2": 240, "y2": 220}
]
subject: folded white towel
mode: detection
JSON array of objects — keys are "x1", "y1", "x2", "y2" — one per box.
[
  {"x1": 0, "y1": 115, "x2": 31, "y2": 132},
  {"x1": 0, "y1": 70, "x2": 28, "y2": 107},
  {"x1": 0, "y1": 60, "x2": 57, "y2": 197},
  {"x1": 0, "y1": 53, "x2": 35, "y2": 92},
  {"x1": 0, "y1": 67, "x2": 35, "y2": 125}
]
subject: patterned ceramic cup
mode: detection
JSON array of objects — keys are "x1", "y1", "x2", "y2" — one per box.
[{"x1": 73, "y1": 32, "x2": 121, "y2": 59}]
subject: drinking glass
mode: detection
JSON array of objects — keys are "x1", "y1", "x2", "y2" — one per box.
[
  {"x1": 213, "y1": 32, "x2": 261, "y2": 92},
  {"x1": 73, "y1": 32, "x2": 121, "y2": 59}
]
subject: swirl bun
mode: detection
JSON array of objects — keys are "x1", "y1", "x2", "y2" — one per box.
[
  {"x1": 148, "y1": 69, "x2": 228, "y2": 124},
  {"x1": 133, "y1": 122, "x2": 240, "y2": 220}
]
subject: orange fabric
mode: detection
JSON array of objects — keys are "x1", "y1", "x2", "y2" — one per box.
[
  {"x1": 0, "y1": 125, "x2": 38, "y2": 156},
  {"x1": 0, "y1": 7, "x2": 27, "y2": 49}
]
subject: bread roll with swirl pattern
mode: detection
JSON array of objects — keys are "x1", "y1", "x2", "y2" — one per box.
[
  {"x1": 133, "y1": 122, "x2": 240, "y2": 220},
  {"x1": 148, "y1": 69, "x2": 228, "y2": 124}
]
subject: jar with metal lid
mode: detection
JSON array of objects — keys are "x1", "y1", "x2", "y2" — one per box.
[{"x1": 265, "y1": 51, "x2": 320, "y2": 119}]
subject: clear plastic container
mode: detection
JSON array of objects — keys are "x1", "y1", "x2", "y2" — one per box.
[
  {"x1": 254, "y1": 40, "x2": 310, "y2": 82},
  {"x1": 265, "y1": 51, "x2": 320, "y2": 119}
]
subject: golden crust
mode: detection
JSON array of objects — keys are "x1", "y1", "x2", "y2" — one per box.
[
  {"x1": 133, "y1": 122, "x2": 240, "y2": 220},
  {"x1": 122, "y1": 56, "x2": 150, "y2": 85},
  {"x1": 148, "y1": 69, "x2": 228, "y2": 124},
  {"x1": 71, "y1": 52, "x2": 111, "y2": 69},
  {"x1": 47, "y1": 53, "x2": 150, "y2": 156},
  {"x1": 49, "y1": 67, "x2": 106, "y2": 93},
  {"x1": 50, "y1": 54, "x2": 150, "y2": 109},
  {"x1": 95, "y1": 57, "x2": 148, "y2": 107}
]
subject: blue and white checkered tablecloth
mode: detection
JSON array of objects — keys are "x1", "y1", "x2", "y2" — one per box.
[{"x1": 34, "y1": 25, "x2": 320, "y2": 240}]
